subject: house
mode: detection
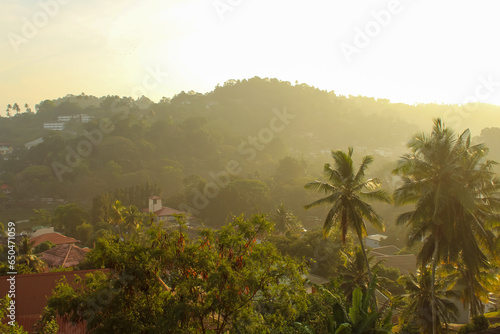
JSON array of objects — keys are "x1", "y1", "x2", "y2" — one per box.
[
  {"x1": 370, "y1": 245, "x2": 400, "y2": 256},
  {"x1": 40, "y1": 244, "x2": 90, "y2": 269},
  {"x1": 43, "y1": 122, "x2": 65, "y2": 131},
  {"x1": 0, "y1": 269, "x2": 109, "y2": 333},
  {"x1": 56, "y1": 114, "x2": 94, "y2": 123},
  {"x1": 25, "y1": 137, "x2": 44, "y2": 149},
  {"x1": 305, "y1": 274, "x2": 330, "y2": 294},
  {"x1": 0, "y1": 184, "x2": 11, "y2": 195},
  {"x1": 0, "y1": 146, "x2": 13, "y2": 155},
  {"x1": 30, "y1": 226, "x2": 55, "y2": 238},
  {"x1": 30, "y1": 232, "x2": 79, "y2": 247},
  {"x1": 372, "y1": 252, "x2": 417, "y2": 276},
  {"x1": 143, "y1": 196, "x2": 189, "y2": 223},
  {"x1": 365, "y1": 234, "x2": 388, "y2": 248}
]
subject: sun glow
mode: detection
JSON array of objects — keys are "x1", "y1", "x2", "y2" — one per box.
[{"x1": 1, "y1": 0, "x2": 500, "y2": 117}]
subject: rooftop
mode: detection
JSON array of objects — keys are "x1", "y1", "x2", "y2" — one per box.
[
  {"x1": 32, "y1": 225, "x2": 51, "y2": 231},
  {"x1": 0, "y1": 269, "x2": 109, "y2": 333},
  {"x1": 154, "y1": 206, "x2": 185, "y2": 217},
  {"x1": 373, "y1": 253, "x2": 417, "y2": 275},
  {"x1": 366, "y1": 234, "x2": 388, "y2": 242},
  {"x1": 370, "y1": 245, "x2": 401, "y2": 256},
  {"x1": 30, "y1": 232, "x2": 79, "y2": 247},
  {"x1": 40, "y1": 244, "x2": 90, "y2": 268}
]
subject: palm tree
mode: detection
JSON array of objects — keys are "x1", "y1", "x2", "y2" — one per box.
[
  {"x1": 305, "y1": 147, "x2": 390, "y2": 308},
  {"x1": 110, "y1": 200, "x2": 127, "y2": 240},
  {"x1": 393, "y1": 118, "x2": 497, "y2": 333},
  {"x1": 270, "y1": 203, "x2": 296, "y2": 235},
  {"x1": 397, "y1": 268, "x2": 458, "y2": 333},
  {"x1": 441, "y1": 263, "x2": 497, "y2": 318},
  {"x1": 17, "y1": 235, "x2": 46, "y2": 273},
  {"x1": 109, "y1": 201, "x2": 144, "y2": 240},
  {"x1": 19, "y1": 235, "x2": 34, "y2": 255},
  {"x1": 12, "y1": 103, "x2": 20, "y2": 115},
  {"x1": 339, "y1": 246, "x2": 391, "y2": 302},
  {"x1": 18, "y1": 254, "x2": 46, "y2": 273}
]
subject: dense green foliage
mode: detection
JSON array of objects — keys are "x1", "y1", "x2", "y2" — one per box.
[
  {"x1": 457, "y1": 315, "x2": 490, "y2": 333},
  {"x1": 2, "y1": 80, "x2": 500, "y2": 332},
  {"x1": 3, "y1": 78, "x2": 500, "y2": 236},
  {"x1": 41, "y1": 215, "x2": 310, "y2": 333}
]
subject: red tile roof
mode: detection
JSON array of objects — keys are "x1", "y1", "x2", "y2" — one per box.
[
  {"x1": 30, "y1": 233, "x2": 79, "y2": 247},
  {"x1": 0, "y1": 269, "x2": 109, "y2": 333},
  {"x1": 149, "y1": 196, "x2": 162, "y2": 200},
  {"x1": 142, "y1": 206, "x2": 187, "y2": 217},
  {"x1": 40, "y1": 244, "x2": 90, "y2": 268},
  {"x1": 154, "y1": 206, "x2": 184, "y2": 217}
]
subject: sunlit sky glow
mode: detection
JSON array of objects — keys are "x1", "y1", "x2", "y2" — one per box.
[{"x1": 1, "y1": 0, "x2": 500, "y2": 116}]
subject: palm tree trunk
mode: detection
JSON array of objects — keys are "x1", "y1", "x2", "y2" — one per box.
[
  {"x1": 431, "y1": 237, "x2": 439, "y2": 334},
  {"x1": 357, "y1": 233, "x2": 378, "y2": 312},
  {"x1": 469, "y1": 272, "x2": 477, "y2": 318},
  {"x1": 470, "y1": 287, "x2": 476, "y2": 318}
]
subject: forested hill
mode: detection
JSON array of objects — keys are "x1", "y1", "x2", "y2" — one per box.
[{"x1": 1, "y1": 77, "x2": 500, "y2": 227}]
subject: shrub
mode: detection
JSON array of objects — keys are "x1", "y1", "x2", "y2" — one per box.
[
  {"x1": 472, "y1": 314, "x2": 489, "y2": 331},
  {"x1": 458, "y1": 323, "x2": 474, "y2": 334},
  {"x1": 34, "y1": 241, "x2": 56, "y2": 253},
  {"x1": 457, "y1": 315, "x2": 490, "y2": 333}
]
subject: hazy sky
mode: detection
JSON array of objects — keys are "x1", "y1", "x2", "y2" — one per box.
[{"x1": 1, "y1": 0, "x2": 500, "y2": 116}]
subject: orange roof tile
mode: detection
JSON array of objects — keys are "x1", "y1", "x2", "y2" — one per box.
[
  {"x1": 154, "y1": 206, "x2": 185, "y2": 217},
  {"x1": 30, "y1": 233, "x2": 79, "y2": 247}
]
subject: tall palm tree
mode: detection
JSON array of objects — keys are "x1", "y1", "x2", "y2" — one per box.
[
  {"x1": 12, "y1": 103, "x2": 20, "y2": 115},
  {"x1": 393, "y1": 118, "x2": 497, "y2": 333},
  {"x1": 305, "y1": 147, "x2": 390, "y2": 308}
]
